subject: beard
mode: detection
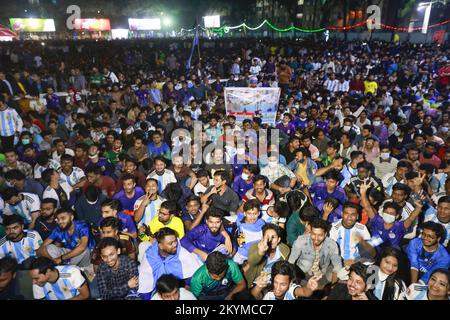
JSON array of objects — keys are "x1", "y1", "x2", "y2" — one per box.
[
  {"x1": 59, "y1": 221, "x2": 73, "y2": 231},
  {"x1": 6, "y1": 233, "x2": 21, "y2": 242}
]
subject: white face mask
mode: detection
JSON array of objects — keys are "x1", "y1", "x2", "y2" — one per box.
[
  {"x1": 380, "y1": 152, "x2": 390, "y2": 160},
  {"x1": 343, "y1": 125, "x2": 351, "y2": 132},
  {"x1": 382, "y1": 213, "x2": 396, "y2": 224},
  {"x1": 241, "y1": 172, "x2": 250, "y2": 181},
  {"x1": 373, "y1": 121, "x2": 381, "y2": 127}
]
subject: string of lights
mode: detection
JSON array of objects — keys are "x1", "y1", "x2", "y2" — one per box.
[{"x1": 178, "y1": 18, "x2": 450, "y2": 35}]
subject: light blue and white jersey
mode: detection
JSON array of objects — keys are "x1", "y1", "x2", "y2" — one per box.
[
  {"x1": 424, "y1": 209, "x2": 450, "y2": 247},
  {"x1": 2, "y1": 192, "x2": 41, "y2": 225},
  {"x1": 33, "y1": 265, "x2": 85, "y2": 300},
  {"x1": 263, "y1": 284, "x2": 299, "y2": 300},
  {"x1": 0, "y1": 107, "x2": 23, "y2": 137},
  {"x1": 59, "y1": 167, "x2": 86, "y2": 187},
  {"x1": 133, "y1": 195, "x2": 165, "y2": 227},
  {"x1": 34, "y1": 159, "x2": 61, "y2": 179},
  {"x1": 147, "y1": 170, "x2": 177, "y2": 194},
  {"x1": 329, "y1": 220, "x2": 371, "y2": 261},
  {"x1": 402, "y1": 282, "x2": 429, "y2": 300},
  {"x1": 0, "y1": 230, "x2": 42, "y2": 263}
]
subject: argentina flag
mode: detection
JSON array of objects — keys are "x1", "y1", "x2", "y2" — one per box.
[{"x1": 138, "y1": 240, "x2": 203, "y2": 296}]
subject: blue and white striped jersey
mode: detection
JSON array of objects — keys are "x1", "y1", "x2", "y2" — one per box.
[
  {"x1": 147, "y1": 170, "x2": 177, "y2": 194},
  {"x1": 2, "y1": 192, "x2": 41, "y2": 225},
  {"x1": 32, "y1": 265, "x2": 86, "y2": 300},
  {"x1": 59, "y1": 167, "x2": 86, "y2": 187},
  {"x1": 0, "y1": 107, "x2": 23, "y2": 137},
  {"x1": 263, "y1": 284, "x2": 300, "y2": 300},
  {"x1": 0, "y1": 230, "x2": 42, "y2": 263},
  {"x1": 329, "y1": 220, "x2": 371, "y2": 261},
  {"x1": 133, "y1": 195, "x2": 164, "y2": 227}
]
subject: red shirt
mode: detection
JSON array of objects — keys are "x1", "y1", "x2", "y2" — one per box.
[
  {"x1": 83, "y1": 176, "x2": 116, "y2": 198},
  {"x1": 438, "y1": 66, "x2": 450, "y2": 86}
]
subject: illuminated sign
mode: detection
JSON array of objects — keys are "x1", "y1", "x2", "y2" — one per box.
[
  {"x1": 73, "y1": 18, "x2": 111, "y2": 31},
  {"x1": 203, "y1": 15, "x2": 220, "y2": 28},
  {"x1": 128, "y1": 18, "x2": 161, "y2": 30},
  {"x1": 10, "y1": 18, "x2": 56, "y2": 32}
]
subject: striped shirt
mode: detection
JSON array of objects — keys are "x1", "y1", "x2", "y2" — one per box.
[
  {"x1": 0, "y1": 107, "x2": 23, "y2": 137},
  {"x1": 2, "y1": 192, "x2": 41, "y2": 225},
  {"x1": 381, "y1": 173, "x2": 405, "y2": 196},
  {"x1": 402, "y1": 283, "x2": 429, "y2": 300},
  {"x1": 34, "y1": 159, "x2": 61, "y2": 179},
  {"x1": 133, "y1": 195, "x2": 165, "y2": 227},
  {"x1": 324, "y1": 79, "x2": 339, "y2": 93},
  {"x1": 33, "y1": 265, "x2": 86, "y2": 300},
  {"x1": 0, "y1": 230, "x2": 42, "y2": 263},
  {"x1": 59, "y1": 167, "x2": 86, "y2": 187},
  {"x1": 329, "y1": 220, "x2": 371, "y2": 261},
  {"x1": 146, "y1": 170, "x2": 177, "y2": 194},
  {"x1": 263, "y1": 284, "x2": 300, "y2": 300}
]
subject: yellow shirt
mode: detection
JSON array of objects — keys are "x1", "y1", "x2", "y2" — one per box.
[
  {"x1": 149, "y1": 215, "x2": 185, "y2": 239},
  {"x1": 296, "y1": 161, "x2": 310, "y2": 186},
  {"x1": 364, "y1": 80, "x2": 378, "y2": 95}
]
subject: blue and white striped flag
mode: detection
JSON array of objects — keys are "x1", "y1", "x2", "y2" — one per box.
[{"x1": 186, "y1": 28, "x2": 199, "y2": 70}]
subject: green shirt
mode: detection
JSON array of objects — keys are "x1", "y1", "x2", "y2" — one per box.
[
  {"x1": 90, "y1": 74, "x2": 105, "y2": 86},
  {"x1": 104, "y1": 150, "x2": 125, "y2": 165},
  {"x1": 190, "y1": 259, "x2": 243, "y2": 298},
  {"x1": 286, "y1": 211, "x2": 305, "y2": 246}
]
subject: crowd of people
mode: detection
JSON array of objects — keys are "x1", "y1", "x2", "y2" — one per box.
[{"x1": 0, "y1": 37, "x2": 449, "y2": 301}]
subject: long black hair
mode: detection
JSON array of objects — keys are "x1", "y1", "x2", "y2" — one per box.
[{"x1": 374, "y1": 247, "x2": 407, "y2": 300}]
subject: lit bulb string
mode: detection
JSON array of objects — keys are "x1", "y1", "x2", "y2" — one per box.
[{"x1": 178, "y1": 18, "x2": 450, "y2": 35}]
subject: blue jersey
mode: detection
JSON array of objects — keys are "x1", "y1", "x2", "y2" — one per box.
[
  {"x1": 406, "y1": 238, "x2": 450, "y2": 283},
  {"x1": 48, "y1": 221, "x2": 95, "y2": 251}
]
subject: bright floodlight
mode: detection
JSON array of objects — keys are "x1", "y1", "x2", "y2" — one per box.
[
  {"x1": 163, "y1": 17, "x2": 172, "y2": 27},
  {"x1": 203, "y1": 15, "x2": 220, "y2": 28}
]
